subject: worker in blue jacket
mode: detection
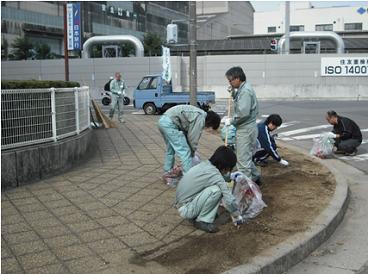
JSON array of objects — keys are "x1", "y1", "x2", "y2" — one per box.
[{"x1": 253, "y1": 114, "x2": 289, "y2": 166}]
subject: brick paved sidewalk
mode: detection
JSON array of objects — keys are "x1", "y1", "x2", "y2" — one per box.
[{"x1": 1, "y1": 113, "x2": 223, "y2": 274}]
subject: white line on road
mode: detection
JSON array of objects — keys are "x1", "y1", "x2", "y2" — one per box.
[
  {"x1": 339, "y1": 153, "x2": 368, "y2": 162},
  {"x1": 361, "y1": 128, "x2": 368, "y2": 132},
  {"x1": 278, "y1": 121, "x2": 299, "y2": 129},
  {"x1": 278, "y1": 125, "x2": 332, "y2": 137}
]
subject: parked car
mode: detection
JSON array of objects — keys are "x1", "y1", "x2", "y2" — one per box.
[{"x1": 133, "y1": 75, "x2": 216, "y2": 115}]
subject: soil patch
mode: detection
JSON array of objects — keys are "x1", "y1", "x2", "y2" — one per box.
[{"x1": 141, "y1": 147, "x2": 336, "y2": 274}]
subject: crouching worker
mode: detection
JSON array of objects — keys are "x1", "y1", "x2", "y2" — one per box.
[
  {"x1": 326, "y1": 110, "x2": 362, "y2": 156},
  {"x1": 158, "y1": 105, "x2": 221, "y2": 184},
  {"x1": 175, "y1": 146, "x2": 243, "y2": 233},
  {"x1": 253, "y1": 114, "x2": 289, "y2": 166}
]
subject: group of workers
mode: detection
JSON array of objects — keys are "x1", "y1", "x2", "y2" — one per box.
[
  {"x1": 107, "y1": 67, "x2": 362, "y2": 234},
  {"x1": 155, "y1": 66, "x2": 363, "y2": 233}
]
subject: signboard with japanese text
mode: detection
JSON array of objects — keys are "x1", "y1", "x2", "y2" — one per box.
[
  {"x1": 67, "y1": 3, "x2": 81, "y2": 50},
  {"x1": 321, "y1": 57, "x2": 368, "y2": 77}
]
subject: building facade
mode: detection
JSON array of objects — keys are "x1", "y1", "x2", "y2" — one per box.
[
  {"x1": 254, "y1": 2, "x2": 368, "y2": 34},
  {"x1": 196, "y1": 1, "x2": 254, "y2": 40},
  {"x1": 1, "y1": 1, "x2": 188, "y2": 57}
]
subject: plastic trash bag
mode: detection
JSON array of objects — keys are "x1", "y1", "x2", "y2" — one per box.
[
  {"x1": 231, "y1": 172, "x2": 267, "y2": 220},
  {"x1": 310, "y1": 133, "x2": 334, "y2": 159},
  {"x1": 220, "y1": 124, "x2": 237, "y2": 147}
]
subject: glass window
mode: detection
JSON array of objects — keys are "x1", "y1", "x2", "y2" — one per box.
[
  {"x1": 290, "y1": 25, "x2": 304, "y2": 32},
  {"x1": 315, "y1": 24, "x2": 333, "y2": 31},
  {"x1": 149, "y1": 77, "x2": 158, "y2": 89},
  {"x1": 344, "y1": 23, "x2": 363, "y2": 31},
  {"x1": 137, "y1": 77, "x2": 151, "y2": 90},
  {"x1": 268, "y1": 26, "x2": 276, "y2": 33}
]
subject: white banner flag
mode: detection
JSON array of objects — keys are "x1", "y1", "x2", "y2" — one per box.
[
  {"x1": 67, "y1": 4, "x2": 74, "y2": 50},
  {"x1": 162, "y1": 46, "x2": 171, "y2": 82}
]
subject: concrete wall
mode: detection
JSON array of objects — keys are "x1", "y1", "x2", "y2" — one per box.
[
  {"x1": 1, "y1": 129, "x2": 94, "y2": 189},
  {"x1": 2, "y1": 53, "x2": 368, "y2": 100}
]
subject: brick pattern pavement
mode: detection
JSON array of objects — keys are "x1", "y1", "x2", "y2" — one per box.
[{"x1": 1, "y1": 114, "x2": 223, "y2": 274}]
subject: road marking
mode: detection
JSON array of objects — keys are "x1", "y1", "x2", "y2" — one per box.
[
  {"x1": 278, "y1": 121, "x2": 299, "y2": 129},
  {"x1": 361, "y1": 139, "x2": 368, "y2": 144},
  {"x1": 292, "y1": 133, "x2": 325, "y2": 140},
  {"x1": 361, "y1": 128, "x2": 368, "y2": 132},
  {"x1": 339, "y1": 153, "x2": 368, "y2": 162},
  {"x1": 278, "y1": 125, "x2": 332, "y2": 137}
]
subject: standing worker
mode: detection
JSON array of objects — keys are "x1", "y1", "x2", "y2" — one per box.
[
  {"x1": 224, "y1": 67, "x2": 262, "y2": 185},
  {"x1": 158, "y1": 105, "x2": 221, "y2": 184},
  {"x1": 109, "y1": 72, "x2": 127, "y2": 123},
  {"x1": 326, "y1": 110, "x2": 362, "y2": 156},
  {"x1": 175, "y1": 146, "x2": 243, "y2": 233}
]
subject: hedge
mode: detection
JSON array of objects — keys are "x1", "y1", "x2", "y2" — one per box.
[{"x1": 1, "y1": 80, "x2": 80, "y2": 89}]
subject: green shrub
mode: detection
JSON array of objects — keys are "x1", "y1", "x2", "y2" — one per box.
[{"x1": 1, "y1": 80, "x2": 80, "y2": 89}]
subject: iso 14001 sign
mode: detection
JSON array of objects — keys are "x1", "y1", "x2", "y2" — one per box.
[{"x1": 321, "y1": 57, "x2": 368, "y2": 76}]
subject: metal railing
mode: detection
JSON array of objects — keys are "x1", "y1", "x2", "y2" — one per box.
[{"x1": 1, "y1": 87, "x2": 90, "y2": 150}]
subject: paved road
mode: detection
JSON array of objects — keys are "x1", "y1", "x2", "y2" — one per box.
[
  {"x1": 212, "y1": 100, "x2": 368, "y2": 173},
  {"x1": 118, "y1": 99, "x2": 368, "y2": 172}
]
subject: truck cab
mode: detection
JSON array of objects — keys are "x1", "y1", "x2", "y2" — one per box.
[{"x1": 133, "y1": 75, "x2": 215, "y2": 115}]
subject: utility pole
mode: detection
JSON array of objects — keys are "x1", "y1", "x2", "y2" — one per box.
[
  {"x1": 189, "y1": 1, "x2": 197, "y2": 106},
  {"x1": 284, "y1": 1, "x2": 290, "y2": 54},
  {"x1": 63, "y1": 2, "x2": 70, "y2": 81}
]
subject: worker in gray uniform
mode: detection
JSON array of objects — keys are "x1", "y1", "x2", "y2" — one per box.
[
  {"x1": 224, "y1": 66, "x2": 261, "y2": 185},
  {"x1": 158, "y1": 105, "x2": 221, "y2": 184},
  {"x1": 109, "y1": 72, "x2": 127, "y2": 123},
  {"x1": 175, "y1": 146, "x2": 243, "y2": 233}
]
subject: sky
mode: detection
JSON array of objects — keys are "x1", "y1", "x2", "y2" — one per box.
[{"x1": 250, "y1": 1, "x2": 368, "y2": 12}]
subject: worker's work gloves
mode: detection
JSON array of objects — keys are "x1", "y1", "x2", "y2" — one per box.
[
  {"x1": 224, "y1": 118, "x2": 233, "y2": 126},
  {"x1": 327, "y1": 132, "x2": 337, "y2": 139},
  {"x1": 231, "y1": 215, "x2": 244, "y2": 226},
  {"x1": 279, "y1": 159, "x2": 289, "y2": 166},
  {"x1": 117, "y1": 90, "x2": 126, "y2": 97}
]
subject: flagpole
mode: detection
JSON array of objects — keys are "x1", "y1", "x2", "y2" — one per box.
[{"x1": 63, "y1": 2, "x2": 70, "y2": 81}]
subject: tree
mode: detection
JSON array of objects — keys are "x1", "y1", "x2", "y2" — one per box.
[
  {"x1": 91, "y1": 44, "x2": 102, "y2": 58},
  {"x1": 143, "y1": 32, "x2": 162, "y2": 56},
  {"x1": 120, "y1": 42, "x2": 135, "y2": 57},
  {"x1": 34, "y1": 43, "x2": 51, "y2": 59},
  {"x1": 10, "y1": 37, "x2": 33, "y2": 60},
  {"x1": 1, "y1": 39, "x2": 9, "y2": 60}
]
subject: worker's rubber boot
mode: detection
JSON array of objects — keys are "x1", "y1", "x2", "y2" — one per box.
[{"x1": 194, "y1": 221, "x2": 219, "y2": 233}]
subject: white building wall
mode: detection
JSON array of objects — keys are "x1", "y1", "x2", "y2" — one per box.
[{"x1": 254, "y1": 3, "x2": 368, "y2": 34}]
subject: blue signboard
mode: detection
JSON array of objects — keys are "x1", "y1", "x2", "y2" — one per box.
[{"x1": 67, "y1": 3, "x2": 81, "y2": 50}]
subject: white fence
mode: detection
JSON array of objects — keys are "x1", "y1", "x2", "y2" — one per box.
[{"x1": 1, "y1": 86, "x2": 90, "y2": 150}]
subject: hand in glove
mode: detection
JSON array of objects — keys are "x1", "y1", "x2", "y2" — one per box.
[
  {"x1": 327, "y1": 132, "x2": 337, "y2": 139},
  {"x1": 230, "y1": 171, "x2": 243, "y2": 182},
  {"x1": 279, "y1": 159, "x2": 289, "y2": 166},
  {"x1": 231, "y1": 215, "x2": 244, "y2": 226},
  {"x1": 224, "y1": 118, "x2": 232, "y2": 126}
]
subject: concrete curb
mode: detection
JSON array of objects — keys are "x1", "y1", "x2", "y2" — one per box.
[{"x1": 223, "y1": 142, "x2": 350, "y2": 274}]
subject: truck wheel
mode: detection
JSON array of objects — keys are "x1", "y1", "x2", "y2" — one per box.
[
  {"x1": 143, "y1": 103, "x2": 157, "y2": 115},
  {"x1": 102, "y1": 97, "x2": 111, "y2": 106}
]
